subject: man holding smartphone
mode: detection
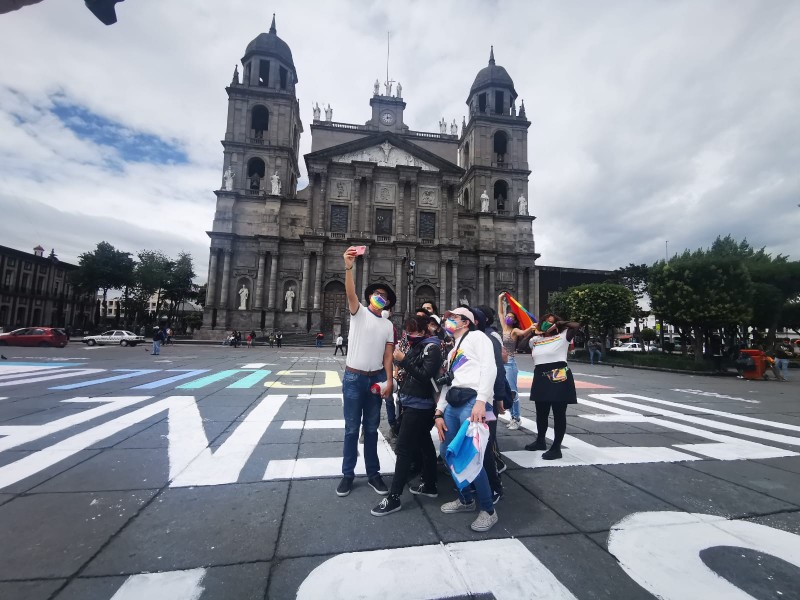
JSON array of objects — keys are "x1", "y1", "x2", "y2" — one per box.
[{"x1": 337, "y1": 246, "x2": 396, "y2": 498}]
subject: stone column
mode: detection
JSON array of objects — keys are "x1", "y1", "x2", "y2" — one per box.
[
  {"x1": 300, "y1": 254, "x2": 310, "y2": 310},
  {"x1": 397, "y1": 184, "x2": 405, "y2": 237},
  {"x1": 206, "y1": 249, "x2": 219, "y2": 307},
  {"x1": 529, "y1": 267, "x2": 538, "y2": 318},
  {"x1": 409, "y1": 183, "x2": 417, "y2": 237},
  {"x1": 450, "y1": 262, "x2": 458, "y2": 308},
  {"x1": 363, "y1": 178, "x2": 373, "y2": 233},
  {"x1": 312, "y1": 255, "x2": 323, "y2": 309},
  {"x1": 489, "y1": 266, "x2": 496, "y2": 300},
  {"x1": 352, "y1": 178, "x2": 361, "y2": 235},
  {"x1": 362, "y1": 255, "x2": 370, "y2": 289},
  {"x1": 516, "y1": 267, "x2": 524, "y2": 306},
  {"x1": 439, "y1": 261, "x2": 447, "y2": 310},
  {"x1": 477, "y1": 264, "x2": 485, "y2": 307},
  {"x1": 316, "y1": 175, "x2": 328, "y2": 231},
  {"x1": 254, "y1": 253, "x2": 266, "y2": 309},
  {"x1": 267, "y1": 254, "x2": 278, "y2": 309},
  {"x1": 308, "y1": 175, "x2": 318, "y2": 232},
  {"x1": 395, "y1": 259, "x2": 403, "y2": 314},
  {"x1": 219, "y1": 250, "x2": 232, "y2": 309}
]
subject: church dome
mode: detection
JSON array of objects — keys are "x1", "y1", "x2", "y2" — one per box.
[
  {"x1": 469, "y1": 47, "x2": 516, "y2": 98},
  {"x1": 243, "y1": 15, "x2": 296, "y2": 74}
]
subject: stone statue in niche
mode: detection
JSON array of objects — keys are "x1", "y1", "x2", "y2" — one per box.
[
  {"x1": 450, "y1": 119, "x2": 458, "y2": 136},
  {"x1": 439, "y1": 118, "x2": 447, "y2": 134},
  {"x1": 325, "y1": 104, "x2": 333, "y2": 121},
  {"x1": 518, "y1": 193, "x2": 528, "y2": 216},
  {"x1": 480, "y1": 189, "x2": 490, "y2": 212},
  {"x1": 373, "y1": 79, "x2": 380, "y2": 95},
  {"x1": 238, "y1": 284, "x2": 249, "y2": 310},
  {"x1": 460, "y1": 294, "x2": 470, "y2": 306},
  {"x1": 223, "y1": 167, "x2": 234, "y2": 191},
  {"x1": 271, "y1": 170, "x2": 281, "y2": 195},
  {"x1": 313, "y1": 102, "x2": 321, "y2": 121},
  {"x1": 284, "y1": 287, "x2": 296, "y2": 312},
  {"x1": 396, "y1": 82, "x2": 402, "y2": 97}
]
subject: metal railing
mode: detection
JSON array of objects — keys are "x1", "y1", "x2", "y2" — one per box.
[
  {"x1": 421, "y1": 238, "x2": 435, "y2": 245},
  {"x1": 376, "y1": 235, "x2": 392, "y2": 243},
  {"x1": 329, "y1": 232, "x2": 346, "y2": 239}
]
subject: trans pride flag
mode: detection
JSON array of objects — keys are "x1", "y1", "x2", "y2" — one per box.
[
  {"x1": 503, "y1": 292, "x2": 537, "y2": 329},
  {"x1": 445, "y1": 420, "x2": 490, "y2": 490}
]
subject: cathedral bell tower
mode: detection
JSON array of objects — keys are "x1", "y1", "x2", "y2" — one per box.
[{"x1": 202, "y1": 15, "x2": 304, "y2": 334}]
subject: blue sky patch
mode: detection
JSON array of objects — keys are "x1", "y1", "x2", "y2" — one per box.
[{"x1": 51, "y1": 99, "x2": 187, "y2": 165}]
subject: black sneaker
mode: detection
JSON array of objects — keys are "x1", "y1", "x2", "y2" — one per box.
[
  {"x1": 368, "y1": 475, "x2": 389, "y2": 495},
  {"x1": 371, "y1": 494, "x2": 402, "y2": 516},
  {"x1": 542, "y1": 447, "x2": 562, "y2": 460},
  {"x1": 336, "y1": 477, "x2": 354, "y2": 497},
  {"x1": 496, "y1": 458, "x2": 507, "y2": 474},
  {"x1": 524, "y1": 438, "x2": 547, "y2": 451},
  {"x1": 409, "y1": 482, "x2": 439, "y2": 498},
  {"x1": 492, "y1": 489, "x2": 503, "y2": 504}
]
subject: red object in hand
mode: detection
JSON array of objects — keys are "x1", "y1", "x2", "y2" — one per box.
[
  {"x1": 370, "y1": 381, "x2": 388, "y2": 395},
  {"x1": 354, "y1": 246, "x2": 367, "y2": 255}
]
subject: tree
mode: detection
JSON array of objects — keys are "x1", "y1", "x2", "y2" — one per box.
[
  {"x1": 129, "y1": 251, "x2": 171, "y2": 325},
  {"x1": 780, "y1": 301, "x2": 800, "y2": 336},
  {"x1": 647, "y1": 250, "x2": 753, "y2": 363},
  {"x1": 561, "y1": 283, "x2": 636, "y2": 347},
  {"x1": 162, "y1": 252, "x2": 197, "y2": 322},
  {"x1": 546, "y1": 291, "x2": 572, "y2": 321},
  {"x1": 641, "y1": 327, "x2": 658, "y2": 344},
  {"x1": 75, "y1": 242, "x2": 133, "y2": 324}
]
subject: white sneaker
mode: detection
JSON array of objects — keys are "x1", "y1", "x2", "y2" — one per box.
[
  {"x1": 471, "y1": 510, "x2": 498, "y2": 532},
  {"x1": 507, "y1": 419, "x2": 520, "y2": 430},
  {"x1": 440, "y1": 499, "x2": 476, "y2": 513}
]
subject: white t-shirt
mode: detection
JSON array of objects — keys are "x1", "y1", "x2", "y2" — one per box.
[
  {"x1": 345, "y1": 304, "x2": 394, "y2": 371},
  {"x1": 335, "y1": 335, "x2": 343, "y2": 346},
  {"x1": 530, "y1": 331, "x2": 570, "y2": 366}
]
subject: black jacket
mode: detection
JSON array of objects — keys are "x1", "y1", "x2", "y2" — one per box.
[
  {"x1": 398, "y1": 337, "x2": 443, "y2": 400},
  {"x1": 484, "y1": 330, "x2": 511, "y2": 408}
]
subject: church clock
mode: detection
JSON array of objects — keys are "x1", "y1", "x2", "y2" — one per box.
[{"x1": 380, "y1": 110, "x2": 395, "y2": 125}]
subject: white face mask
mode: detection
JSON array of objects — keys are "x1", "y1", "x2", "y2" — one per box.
[{"x1": 381, "y1": 310, "x2": 390, "y2": 319}]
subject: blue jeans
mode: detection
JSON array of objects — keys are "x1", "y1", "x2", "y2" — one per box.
[
  {"x1": 441, "y1": 397, "x2": 493, "y2": 512},
  {"x1": 342, "y1": 370, "x2": 385, "y2": 478},
  {"x1": 776, "y1": 358, "x2": 789, "y2": 380},
  {"x1": 504, "y1": 357, "x2": 520, "y2": 420},
  {"x1": 589, "y1": 349, "x2": 602, "y2": 364},
  {"x1": 152, "y1": 340, "x2": 161, "y2": 355}
]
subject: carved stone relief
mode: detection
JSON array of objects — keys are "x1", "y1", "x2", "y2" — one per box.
[
  {"x1": 418, "y1": 187, "x2": 439, "y2": 208},
  {"x1": 373, "y1": 183, "x2": 397, "y2": 205},
  {"x1": 331, "y1": 141, "x2": 438, "y2": 171},
  {"x1": 329, "y1": 179, "x2": 352, "y2": 201}
]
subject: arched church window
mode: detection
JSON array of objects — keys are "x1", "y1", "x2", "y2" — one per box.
[
  {"x1": 463, "y1": 141, "x2": 470, "y2": 169},
  {"x1": 463, "y1": 188, "x2": 470, "y2": 209},
  {"x1": 493, "y1": 131, "x2": 508, "y2": 164},
  {"x1": 251, "y1": 106, "x2": 269, "y2": 139},
  {"x1": 493, "y1": 180, "x2": 508, "y2": 212},
  {"x1": 258, "y1": 60, "x2": 270, "y2": 87},
  {"x1": 247, "y1": 158, "x2": 266, "y2": 191},
  {"x1": 279, "y1": 66, "x2": 288, "y2": 90},
  {"x1": 494, "y1": 91, "x2": 505, "y2": 115}
]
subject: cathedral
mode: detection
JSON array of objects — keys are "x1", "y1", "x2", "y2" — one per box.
[{"x1": 199, "y1": 17, "x2": 539, "y2": 337}]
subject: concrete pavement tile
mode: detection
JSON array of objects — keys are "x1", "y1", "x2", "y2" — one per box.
[
  {"x1": 197, "y1": 406, "x2": 251, "y2": 422},
  {"x1": 58, "y1": 562, "x2": 271, "y2": 600},
  {"x1": 1, "y1": 449, "x2": 102, "y2": 494},
  {"x1": 699, "y1": 545, "x2": 800, "y2": 600},
  {"x1": 272, "y1": 400, "x2": 311, "y2": 421},
  {"x1": 0, "y1": 580, "x2": 66, "y2": 600},
  {"x1": 0, "y1": 492, "x2": 14, "y2": 507},
  {"x1": 598, "y1": 431, "x2": 702, "y2": 447},
  {"x1": 519, "y1": 533, "x2": 654, "y2": 600},
  {"x1": 684, "y1": 460, "x2": 800, "y2": 506},
  {"x1": 276, "y1": 478, "x2": 439, "y2": 557},
  {"x1": 754, "y1": 456, "x2": 800, "y2": 475},
  {"x1": 508, "y1": 466, "x2": 675, "y2": 532},
  {"x1": 565, "y1": 419, "x2": 654, "y2": 435},
  {"x1": 601, "y1": 463, "x2": 796, "y2": 517},
  {"x1": 266, "y1": 555, "x2": 330, "y2": 600},
  {"x1": 114, "y1": 420, "x2": 230, "y2": 449},
  {"x1": 420, "y1": 473, "x2": 577, "y2": 542},
  {"x1": 300, "y1": 426, "x2": 344, "y2": 444},
  {"x1": 0, "y1": 489, "x2": 157, "y2": 579},
  {"x1": 196, "y1": 395, "x2": 261, "y2": 407},
  {"x1": 237, "y1": 442, "x2": 298, "y2": 482},
  {"x1": 744, "y1": 510, "x2": 800, "y2": 535},
  {"x1": 84, "y1": 482, "x2": 288, "y2": 575},
  {"x1": 304, "y1": 405, "x2": 346, "y2": 420},
  {"x1": 32, "y1": 448, "x2": 170, "y2": 492},
  {"x1": 296, "y1": 441, "x2": 342, "y2": 459}
]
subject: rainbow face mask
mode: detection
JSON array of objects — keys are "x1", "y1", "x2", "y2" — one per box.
[
  {"x1": 443, "y1": 318, "x2": 459, "y2": 335},
  {"x1": 370, "y1": 294, "x2": 388, "y2": 311}
]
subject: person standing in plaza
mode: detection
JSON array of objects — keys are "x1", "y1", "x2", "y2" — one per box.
[
  {"x1": 434, "y1": 306, "x2": 499, "y2": 532},
  {"x1": 774, "y1": 338, "x2": 794, "y2": 381},
  {"x1": 337, "y1": 246, "x2": 396, "y2": 498},
  {"x1": 587, "y1": 337, "x2": 603, "y2": 365},
  {"x1": 276, "y1": 331, "x2": 283, "y2": 348},
  {"x1": 524, "y1": 316, "x2": 581, "y2": 459},
  {"x1": 497, "y1": 293, "x2": 535, "y2": 430},
  {"x1": 371, "y1": 315, "x2": 443, "y2": 516},
  {"x1": 334, "y1": 333, "x2": 345, "y2": 356},
  {"x1": 151, "y1": 326, "x2": 164, "y2": 356}
]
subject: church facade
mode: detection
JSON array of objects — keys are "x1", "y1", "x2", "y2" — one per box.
[{"x1": 199, "y1": 18, "x2": 539, "y2": 337}]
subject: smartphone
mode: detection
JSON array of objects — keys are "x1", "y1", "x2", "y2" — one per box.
[{"x1": 354, "y1": 245, "x2": 367, "y2": 256}]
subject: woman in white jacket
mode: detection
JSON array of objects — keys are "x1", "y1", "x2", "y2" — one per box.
[{"x1": 433, "y1": 307, "x2": 499, "y2": 532}]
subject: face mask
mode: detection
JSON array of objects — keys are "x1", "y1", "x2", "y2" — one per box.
[
  {"x1": 407, "y1": 333, "x2": 424, "y2": 345},
  {"x1": 505, "y1": 316, "x2": 515, "y2": 326},
  {"x1": 370, "y1": 294, "x2": 388, "y2": 311},
  {"x1": 541, "y1": 321, "x2": 553, "y2": 332},
  {"x1": 443, "y1": 318, "x2": 459, "y2": 335}
]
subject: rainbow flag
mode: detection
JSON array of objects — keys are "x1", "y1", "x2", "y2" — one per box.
[
  {"x1": 450, "y1": 347, "x2": 469, "y2": 371},
  {"x1": 504, "y1": 292, "x2": 537, "y2": 329}
]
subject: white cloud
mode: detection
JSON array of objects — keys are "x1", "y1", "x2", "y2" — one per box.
[{"x1": 0, "y1": 0, "x2": 798, "y2": 278}]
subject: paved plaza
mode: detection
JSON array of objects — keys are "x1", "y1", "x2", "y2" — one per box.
[{"x1": 0, "y1": 343, "x2": 798, "y2": 599}]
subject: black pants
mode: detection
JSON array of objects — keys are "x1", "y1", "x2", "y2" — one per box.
[
  {"x1": 483, "y1": 419, "x2": 502, "y2": 493},
  {"x1": 334, "y1": 345, "x2": 345, "y2": 355},
  {"x1": 276, "y1": 339, "x2": 282, "y2": 347},
  {"x1": 390, "y1": 407, "x2": 436, "y2": 497},
  {"x1": 535, "y1": 401, "x2": 568, "y2": 448}
]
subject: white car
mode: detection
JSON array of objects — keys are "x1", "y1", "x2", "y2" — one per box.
[
  {"x1": 613, "y1": 342, "x2": 654, "y2": 352},
  {"x1": 82, "y1": 330, "x2": 146, "y2": 347}
]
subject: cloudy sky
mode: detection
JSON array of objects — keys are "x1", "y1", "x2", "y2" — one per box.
[{"x1": 1, "y1": 0, "x2": 798, "y2": 281}]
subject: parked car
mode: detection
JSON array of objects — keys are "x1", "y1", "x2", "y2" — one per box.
[
  {"x1": 82, "y1": 330, "x2": 145, "y2": 347},
  {"x1": 613, "y1": 342, "x2": 654, "y2": 352},
  {"x1": 0, "y1": 327, "x2": 68, "y2": 348}
]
